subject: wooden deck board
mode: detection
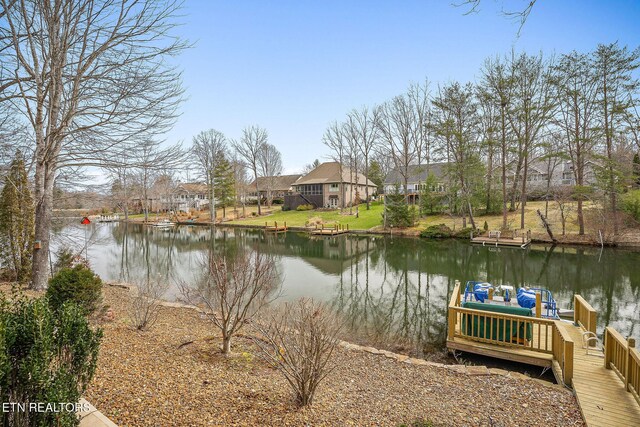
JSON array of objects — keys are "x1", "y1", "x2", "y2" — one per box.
[
  {"x1": 562, "y1": 322, "x2": 640, "y2": 427},
  {"x1": 310, "y1": 229, "x2": 350, "y2": 236},
  {"x1": 446, "y1": 287, "x2": 640, "y2": 426},
  {"x1": 470, "y1": 236, "x2": 531, "y2": 247}
]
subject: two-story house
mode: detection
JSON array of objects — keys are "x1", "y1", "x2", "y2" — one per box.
[{"x1": 284, "y1": 162, "x2": 376, "y2": 210}]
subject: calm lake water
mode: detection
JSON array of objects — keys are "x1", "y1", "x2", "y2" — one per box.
[{"x1": 52, "y1": 221, "x2": 640, "y2": 357}]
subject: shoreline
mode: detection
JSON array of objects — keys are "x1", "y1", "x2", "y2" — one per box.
[{"x1": 115, "y1": 217, "x2": 640, "y2": 250}]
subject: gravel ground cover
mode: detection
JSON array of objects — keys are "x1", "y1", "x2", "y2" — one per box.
[{"x1": 83, "y1": 285, "x2": 585, "y2": 427}]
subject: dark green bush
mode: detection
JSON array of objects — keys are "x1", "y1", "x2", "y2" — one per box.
[
  {"x1": 46, "y1": 265, "x2": 103, "y2": 315},
  {"x1": 420, "y1": 224, "x2": 453, "y2": 238},
  {"x1": 454, "y1": 227, "x2": 476, "y2": 238},
  {"x1": 383, "y1": 190, "x2": 415, "y2": 228},
  {"x1": 622, "y1": 189, "x2": 640, "y2": 222},
  {"x1": 0, "y1": 294, "x2": 102, "y2": 427},
  {"x1": 420, "y1": 224, "x2": 476, "y2": 239}
]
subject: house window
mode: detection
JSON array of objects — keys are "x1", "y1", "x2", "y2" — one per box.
[
  {"x1": 298, "y1": 184, "x2": 323, "y2": 196},
  {"x1": 329, "y1": 183, "x2": 339, "y2": 192}
]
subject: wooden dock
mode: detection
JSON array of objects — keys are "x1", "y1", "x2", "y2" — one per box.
[
  {"x1": 446, "y1": 282, "x2": 640, "y2": 426},
  {"x1": 264, "y1": 221, "x2": 287, "y2": 232},
  {"x1": 471, "y1": 229, "x2": 531, "y2": 248},
  {"x1": 310, "y1": 224, "x2": 350, "y2": 236}
]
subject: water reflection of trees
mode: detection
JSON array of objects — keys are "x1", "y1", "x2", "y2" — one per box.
[
  {"x1": 58, "y1": 223, "x2": 639, "y2": 345},
  {"x1": 331, "y1": 237, "x2": 452, "y2": 357}
]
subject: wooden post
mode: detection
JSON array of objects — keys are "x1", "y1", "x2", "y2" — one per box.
[
  {"x1": 564, "y1": 338, "x2": 574, "y2": 387},
  {"x1": 488, "y1": 288, "x2": 494, "y2": 301},
  {"x1": 604, "y1": 328, "x2": 611, "y2": 369},
  {"x1": 535, "y1": 292, "x2": 542, "y2": 318},
  {"x1": 589, "y1": 309, "x2": 597, "y2": 335},
  {"x1": 627, "y1": 338, "x2": 636, "y2": 391},
  {"x1": 284, "y1": 222, "x2": 287, "y2": 230}
]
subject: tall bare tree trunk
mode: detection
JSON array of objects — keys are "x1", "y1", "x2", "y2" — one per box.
[
  {"x1": 32, "y1": 162, "x2": 55, "y2": 290},
  {"x1": 501, "y1": 105, "x2": 508, "y2": 230}
]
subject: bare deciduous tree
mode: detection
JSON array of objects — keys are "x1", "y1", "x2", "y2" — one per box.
[
  {"x1": 233, "y1": 126, "x2": 268, "y2": 215},
  {"x1": 180, "y1": 251, "x2": 280, "y2": 354},
  {"x1": 551, "y1": 51, "x2": 600, "y2": 235},
  {"x1": 322, "y1": 121, "x2": 347, "y2": 210},
  {"x1": 0, "y1": 0, "x2": 187, "y2": 289},
  {"x1": 258, "y1": 143, "x2": 283, "y2": 207},
  {"x1": 192, "y1": 129, "x2": 227, "y2": 222},
  {"x1": 251, "y1": 298, "x2": 342, "y2": 407},
  {"x1": 377, "y1": 95, "x2": 417, "y2": 203},
  {"x1": 130, "y1": 276, "x2": 168, "y2": 331},
  {"x1": 506, "y1": 52, "x2": 556, "y2": 229},
  {"x1": 478, "y1": 56, "x2": 514, "y2": 229},
  {"x1": 349, "y1": 106, "x2": 380, "y2": 210},
  {"x1": 133, "y1": 140, "x2": 184, "y2": 221}
]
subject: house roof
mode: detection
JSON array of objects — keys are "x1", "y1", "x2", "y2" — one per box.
[
  {"x1": 249, "y1": 174, "x2": 302, "y2": 192},
  {"x1": 294, "y1": 162, "x2": 376, "y2": 187},
  {"x1": 384, "y1": 162, "x2": 449, "y2": 185},
  {"x1": 176, "y1": 182, "x2": 208, "y2": 194}
]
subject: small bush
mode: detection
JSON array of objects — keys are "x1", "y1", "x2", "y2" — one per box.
[
  {"x1": 0, "y1": 294, "x2": 102, "y2": 427},
  {"x1": 483, "y1": 220, "x2": 488, "y2": 231},
  {"x1": 252, "y1": 298, "x2": 341, "y2": 407},
  {"x1": 296, "y1": 204, "x2": 314, "y2": 211},
  {"x1": 453, "y1": 227, "x2": 476, "y2": 239},
  {"x1": 622, "y1": 189, "x2": 640, "y2": 222},
  {"x1": 46, "y1": 265, "x2": 103, "y2": 315},
  {"x1": 130, "y1": 276, "x2": 168, "y2": 330},
  {"x1": 53, "y1": 247, "x2": 89, "y2": 274},
  {"x1": 420, "y1": 224, "x2": 453, "y2": 239}
]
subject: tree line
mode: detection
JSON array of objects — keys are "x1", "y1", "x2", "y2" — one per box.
[{"x1": 322, "y1": 44, "x2": 640, "y2": 235}]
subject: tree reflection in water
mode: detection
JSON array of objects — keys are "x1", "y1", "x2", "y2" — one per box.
[{"x1": 53, "y1": 223, "x2": 640, "y2": 355}]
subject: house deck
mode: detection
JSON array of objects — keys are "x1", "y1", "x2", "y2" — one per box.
[{"x1": 446, "y1": 282, "x2": 640, "y2": 426}]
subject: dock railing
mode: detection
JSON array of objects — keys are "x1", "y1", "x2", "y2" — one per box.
[
  {"x1": 447, "y1": 281, "x2": 574, "y2": 386},
  {"x1": 604, "y1": 327, "x2": 640, "y2": 406},
  {"x1": 574, "y1": 295, "x2": 597, "y2": 334},
  {"x1": 552, "y1": 320, "x2": 574, "y2": 386},
  {"x1": 449, "y1": 282, "x2": 558, "y2": 354}
]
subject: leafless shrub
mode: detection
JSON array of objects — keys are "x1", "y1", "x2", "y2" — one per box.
[
  {"x1": 180, "y1": 251, "x2": 280, "y2": 354},
  {"x1": 251, "y1": 298, "x2": 342, "y2": 407},
  {"x1": 130, "y1": 276, "x2": 168, "y2": 331}
]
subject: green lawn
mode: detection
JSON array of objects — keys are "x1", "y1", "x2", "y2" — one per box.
[
  {"x1": 228, "y1": 199, "x2": 591, "y2": 235},
  {"x1": 228, "y1": 203, "x2": 385, "y2": 230}
]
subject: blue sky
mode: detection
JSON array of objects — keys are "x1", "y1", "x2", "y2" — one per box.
[{"x1": 166, "y1": 1, "x2": 640, "y2": 174}]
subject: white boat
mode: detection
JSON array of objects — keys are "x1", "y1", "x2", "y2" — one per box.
[
  {"x1": 149, "y1": 219, "x2": 175, "y2": 228},
  {"x1": 97, "y1": 215, "x2": 120, "y2": 223}
]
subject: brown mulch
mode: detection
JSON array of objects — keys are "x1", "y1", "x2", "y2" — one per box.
[{"x1": 83, "y1": 285, "x2": 585, "y2": 427}]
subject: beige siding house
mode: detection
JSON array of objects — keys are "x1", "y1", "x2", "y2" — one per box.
[{"x1": 286, "y1": 162, "x2": 377, "y2": 209}]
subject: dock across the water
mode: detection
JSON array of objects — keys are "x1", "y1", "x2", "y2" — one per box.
[
  {"x1": 471, "y1": 229, "x2": 531, "y2": 248},
  {"x1": 446, "y1": 281, "x2": 640, "y2": 426},
  {"x1": 310, "y1": 224, "x2": 350, "y2": 236},
  {"x1": 264, "y1": 221, "x2": 288, "y2": 232}
]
